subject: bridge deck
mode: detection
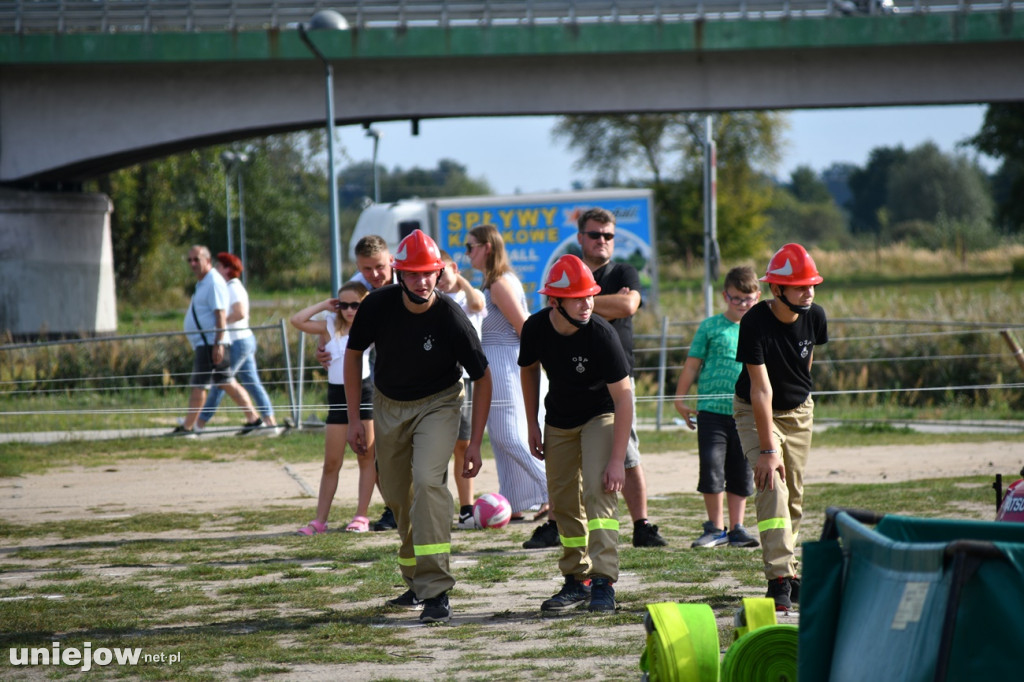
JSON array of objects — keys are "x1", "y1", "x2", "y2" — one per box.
[{"x1": 3, "y1": 0, "x2": 1020, "y2": 35}]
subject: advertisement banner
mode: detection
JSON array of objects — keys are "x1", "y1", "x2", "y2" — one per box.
[{"x1": 437, "y1": 191, "x2": 655, "y2": 313}]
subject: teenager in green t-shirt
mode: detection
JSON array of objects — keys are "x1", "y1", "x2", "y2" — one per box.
[{"x1": 674, "y1": 266, "x2": 761, "y2": 549}]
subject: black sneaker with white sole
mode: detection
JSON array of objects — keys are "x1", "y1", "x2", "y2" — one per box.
[
  {"x1": 522, "y1": 519, "x2": 560, "y2": 548},
  {"x1": 727, "y1": 524, "x2": 760, "y2": 548},
  {"x1": 419, "y1": 592, "x2": 451, "y2": 623},
  {"x1": 540, "y1": 575, "x2": 591, "y2": 613},
  {"x1": 169, "y1": 425, "x2": 197, "y2": 439},
  {"x1": 385, "y1": 589, "x2": 422, "y2": 610},
  {"x1": 632, "y1": 521, "x2": 668, "y2": 547},
  {"x1": 236, "y1": 418, "x2": 264, "y2": 436}
]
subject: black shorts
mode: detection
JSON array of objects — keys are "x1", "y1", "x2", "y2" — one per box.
[
  {"x1": 696, "y1": 411, "x2": 754, "y2": 497},
  {"x1": 189, "y1": 345, "x2": 233, "y2": 389},
  {"x1": 327, "y1": 379, "x2": 374, "y2": 424}
]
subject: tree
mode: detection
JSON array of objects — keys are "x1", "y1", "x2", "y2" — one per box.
[
  {"x1": 766, "y1": 167, "x2": 849, "y2": 248},
  {"x1": 846, "y1": 145, "x2": 908, "y2": 236},
  {"x1": 886, "y1": 142, "x2": 992, "y2": 229},
  {"x1": 339, "y1": 158, "x2": 492, "y2": 210},
  {"x1": 552, "y1": 111, "x2": 785, "y2": 262},
  {"x1": 788, "y1": 165, "x2": 833, "y2": 203},
  {"x1": 966, "y1": 102, "x2": 1024, "y2": 232},
  {"x1": 90, "y1": 133, "x2": 328, "y2": 303},
  {"x1": 884, "y1": 142, "x2": 994, "y2": 260}
]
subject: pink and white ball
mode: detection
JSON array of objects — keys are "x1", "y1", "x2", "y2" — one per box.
[{"x1": 473, "y1": 493, "x2": 512, "y2": 529}]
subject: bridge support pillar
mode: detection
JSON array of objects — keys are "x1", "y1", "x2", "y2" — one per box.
[{"x1": 0, "y1": 188, "x2": 117, "y2": 338}]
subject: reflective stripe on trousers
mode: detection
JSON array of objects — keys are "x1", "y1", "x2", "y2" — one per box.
[
  {"x1": 374, "y1": 382, "x2": 463, "y2": 600},
  {"x1": 734, "y1": 395, "x2": 813, "y2": 580},
  {"x1": 544, "y1": 413, "x2": 621, "y2": 582}
]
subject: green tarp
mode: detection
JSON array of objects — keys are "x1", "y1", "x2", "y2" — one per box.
[{"x1": 799, "y1": 512, "x2": 1024, "y2": 681}]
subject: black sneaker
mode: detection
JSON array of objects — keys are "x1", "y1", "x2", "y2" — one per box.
[
  {"x1": 236, "y1": 418, "x2": 264, "y2": 436},
  {"x1": 727, "y1": 524, "x2": 760, "y2": 548},
  {"x1": 632, "y1": 522, "x2": 668, "y2": 547},
  {"x1": 169, "y1": 425, "x2": 197, "y2": 439},
  {"x1": 588, "y1": 577, "x2": 616, "y2": 613},
  {"x1": 419, "y1": 592, "x2": 451, "y2": 623},
  {"x1": 385, "y1": 588, "x2": 423, "y2": 610},
  {"x1": 522, "y1": 520, "x2": 560, "y2": 548},
  {"x1": 372, "y1": 507, "x2": 398, "y2": 531},
  {"x1": 541, "y1": 575, "x2": 591, "y2": 613},
  {"x1": 766, "y1": 577, "x2": 793, "y2": 612}
]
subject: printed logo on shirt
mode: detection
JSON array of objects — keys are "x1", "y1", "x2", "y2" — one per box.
[
  {"x1": 798, "y1": 339, "x2": 813, "y2": 359},
  {"x1": 423, "y1": 335, "x2": 434, "y2": 351},
  {"x1": 572, "y1": 355, "x2": 588, "y2": 373}
]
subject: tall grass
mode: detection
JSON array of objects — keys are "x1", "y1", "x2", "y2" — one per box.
[{"x1": 4, "y1": 246, "x2": 1024, "y2": 433}]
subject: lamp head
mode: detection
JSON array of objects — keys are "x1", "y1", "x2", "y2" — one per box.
[{"x1": 308, "y1": 10, "x2": 349, "y2": 31}]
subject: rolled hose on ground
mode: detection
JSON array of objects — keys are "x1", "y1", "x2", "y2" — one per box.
[
  {"x1": 639, "y1": 602, "x2": 720, "y2": 682},
  {"x1": 720, "y1": 624, "x2": 799, "y2": 682}
]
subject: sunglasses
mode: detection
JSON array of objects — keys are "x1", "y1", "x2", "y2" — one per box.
[
  {"x1": 465, "y1": 242, "x2": 481, "y2": 251},
  {"x1": 584, "y1": 231, "x2": 615, "y2": 241},
  {"x1": 187, "y1": 257, "x2": 201, "y2": 263},
  {"x1": 337, "y1": 301, "x2": 361, "y2": 311}
]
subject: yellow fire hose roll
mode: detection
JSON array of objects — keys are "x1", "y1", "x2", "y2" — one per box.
[
  {"x1": 720, "y1": 624, "x2": 799, "y2": 682},
  {"x1": 732, "y1": 597, "x2": 778, "y2": 642},
  {"x1": 640, "y1": 602, "x2": 720, "y2": 682}
]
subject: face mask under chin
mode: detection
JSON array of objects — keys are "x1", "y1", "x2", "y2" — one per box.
[
  {"x1": 778, "y1": 289, "x2": 810, "y2": 314},
  {"x1": 556, "y1": 301, "x2": 589, "y2": 329}
]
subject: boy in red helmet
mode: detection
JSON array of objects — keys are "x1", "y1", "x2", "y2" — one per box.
[
  {"x1": 733, "y1": 243, "x2": 828, "y2": 612},
  {"x1": 518, "y1": 254, "x2": 634, "y2": 614},
  {"x1": 344, "y1": 229, "x2": 493, "y2": 624}
]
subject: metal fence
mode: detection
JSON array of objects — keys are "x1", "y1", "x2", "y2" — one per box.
[
  {"x1": 4, "y1": 314, "x2": 1023, "y2": 443},
  {"x1": 2, "y1": 0, "x2": 1020, "y2": 34}
]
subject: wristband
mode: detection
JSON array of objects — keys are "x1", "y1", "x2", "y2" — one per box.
[{"x1": 760, "y1": 449, "x2": 777, "y2": 455}]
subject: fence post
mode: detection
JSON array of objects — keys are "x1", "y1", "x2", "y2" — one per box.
[
  {"x1": 1000, "y1": 329, "x2": 1024, "y2": 373},
  {"x1": 280, "y1": 319, "x2": 298, "y2": 428},
  {"x1": 656, "y1": 314, "x2": 669, "y2": 431},
  {"x1": 296, "y1": 332, "x2": 307, "y2": 429}
]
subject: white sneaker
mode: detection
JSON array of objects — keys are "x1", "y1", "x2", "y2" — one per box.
[
  {"x1": 455, "y1": 512, "x2": 481, "y2": 530},
  {"x1": 260, "y1": 425, "x2": 284, "y2": 438}
]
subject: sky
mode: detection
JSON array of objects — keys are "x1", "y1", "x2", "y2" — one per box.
[{"x1": 333, "y1": 104, "x2": 996, "y2": 196}]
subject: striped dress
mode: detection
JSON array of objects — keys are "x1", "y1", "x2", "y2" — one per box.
[{"x1": 482, "y1": 272, "x2": 548, "y2": 513}]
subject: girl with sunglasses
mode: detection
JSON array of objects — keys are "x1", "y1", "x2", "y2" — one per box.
[{"x1": 290, "y1": 281, "x2": 376, "y2": 534}]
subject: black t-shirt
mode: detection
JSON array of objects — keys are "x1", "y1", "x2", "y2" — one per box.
[
  {"x1": 591, "y1": 261, "x2": 642, "y2": 372},
  {"x1": 734, "y1": 301, "x2": 828, "y2": 411},
  {"x1": 518, "y1": 310, "x2": 630, "y2": 429},
  {"x1": 347, "y1": 285, "x2": 488, "y2": 401}
]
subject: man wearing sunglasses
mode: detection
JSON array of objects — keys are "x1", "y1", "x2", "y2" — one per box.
[{"x1": 579, "y1": 207, "x2": 667, "y2": 548}]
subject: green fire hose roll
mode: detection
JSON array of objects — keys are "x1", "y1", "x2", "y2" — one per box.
[{"x1": 720, "y1": 624, "x2": 799, "y2": 682}]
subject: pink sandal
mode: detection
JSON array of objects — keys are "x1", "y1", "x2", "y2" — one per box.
[
  {"x1": 345, "y1": 515, "x2": 370, "y2": 533},
  {"x1": 297, "y1": 520, "x2": 328, "y2": 536}
]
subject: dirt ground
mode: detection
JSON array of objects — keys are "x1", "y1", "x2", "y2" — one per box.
[
  {"x1": 3, "y1": 441, "x2": 1022, "y2": 526},
  {"x1": 2, "y1": 441, "x2": 1022, "y2": 680}
]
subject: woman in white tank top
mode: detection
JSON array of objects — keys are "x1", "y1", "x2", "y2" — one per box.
[
  {"x1": 289, "y1": 282, "x2": 376, "y2": 535},
  {"x1": 467, "y1": 225, "x2": 549, "y2": 518}
]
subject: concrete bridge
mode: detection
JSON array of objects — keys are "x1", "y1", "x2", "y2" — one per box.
[{"x1": 2, "y1": 0, "x2": 1024, "y2": 335}]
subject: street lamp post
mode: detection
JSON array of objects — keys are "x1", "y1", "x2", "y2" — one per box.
[
  {"x1": 220, "y1": 149, "x2": 252, "y2": 283},
  {"x1": 366, "y1": 127, "x2": 381, "y2": 204},
  {"x1": 298, "y1": 9, "x2": 349, "y2": 296}
]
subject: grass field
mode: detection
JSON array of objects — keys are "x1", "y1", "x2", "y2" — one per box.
[
  {"x1": 0, "y1": 432, "x2": 1012, "y2": 681},
  {"x1": 3, "y1": 246, "x2": 1024, "y2": 678}
]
